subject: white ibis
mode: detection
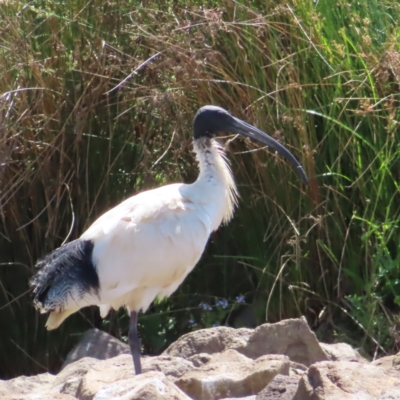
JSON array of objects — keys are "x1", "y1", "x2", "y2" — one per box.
[{"x1": 30, "y1": 105, "x2": 308, "y2": 375}]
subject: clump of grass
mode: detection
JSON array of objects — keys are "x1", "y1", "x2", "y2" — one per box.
[{"x1": 0, "y1": 0, "x2": 399, "y2": 378}]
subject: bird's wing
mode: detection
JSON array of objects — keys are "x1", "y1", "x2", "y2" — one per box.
[{"x1": 80, "y1": 183, "x2": 212, "y2": 310}]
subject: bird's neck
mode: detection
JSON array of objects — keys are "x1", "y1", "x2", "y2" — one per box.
[{"x1": 191, "y1": 137, "x2": 238, "y2": 226}]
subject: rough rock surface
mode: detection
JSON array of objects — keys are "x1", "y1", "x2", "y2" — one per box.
[
  {"x1": 10, "y1": 394, "x2": 76, "y2": 400},
  {"x1": 61, "y1": 328, "x2": 130, "y2": 369},
  {"x1": 222, "y1": 397, "x2": 256, "y2": 400},
  {"x1": 164, "y1": 325, "x2": 253, "y2": 358},
  {"x1": 256, "y1": 374, "x2": 300, "y2": 400},
  {"x1": 90, "y1": 371, "x2": 191, "y2": 400},
  {"x1": 371, "y1": 352, "x2": 400, "y2": 371},
  {"x1": 76, "y1": 353, "x2": 197, "y2": 399},
  {"x1": 0, "y1": 373, "x2": 56, "y2": 398},
  {"x1": 165, "y1": 317, "x2": 328, "y2": 366},
  {"x1": 320, "y1": 342, "x2": 368, "y2": 363},
  {"x1": 294, "y1": 360, "x2": 400, "y2": 400},
  {"x1": 239, "y1": 317, "x2": 328, "y2": 366},
  {"x1": 2, "y1": 318, "x2": 400, "y2": 400},
  {"x1": 53, "y1": 357, "x2": 99, "y2": 396},
  {"x1": 175, "y1": 349, "x2": 290, "y2": 400}
]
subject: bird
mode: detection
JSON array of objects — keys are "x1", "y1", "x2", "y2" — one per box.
[{"x1": 30, "y1": 105, "x2": 308, "y2": 375}]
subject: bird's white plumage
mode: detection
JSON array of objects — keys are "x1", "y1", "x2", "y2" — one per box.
[
  {"x1": 32, "y1": 104, "x2": 307, "y2": 378},
  {"x1": 84, "y1": 184, "x2": 210, "y2": 313},
  {"x1": 46, "y1": 138, "x2": 237, "y2": 327}
]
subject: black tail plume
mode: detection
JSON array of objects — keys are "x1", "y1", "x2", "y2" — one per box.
[{"x1": 30, "y1": 239, "x2": 99, "y2": 311}]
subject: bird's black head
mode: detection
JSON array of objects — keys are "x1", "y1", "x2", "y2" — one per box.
[
  {"x1": 193, "y1": 106, "x2": 236, "y2": 139},
  {"x1": 192, "y1": 105, "x2": 309, "y2": 184}
]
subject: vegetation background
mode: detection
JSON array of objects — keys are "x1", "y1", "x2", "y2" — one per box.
[{"x1": 1, "y1": 0, "x2": 399, "y2": 379}]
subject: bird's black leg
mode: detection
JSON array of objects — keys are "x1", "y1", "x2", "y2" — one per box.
[{"x1": 129, "y1": 310, "x2": 142, "y2": 374}]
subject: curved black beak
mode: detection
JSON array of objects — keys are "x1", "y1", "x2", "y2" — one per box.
[{"x1": 230, "y1": 117, "x2": 308, "y2": 185}]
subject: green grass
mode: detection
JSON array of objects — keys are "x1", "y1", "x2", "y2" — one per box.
[{"x1": 0, "y1": 0, "x2": 399, "y2": 378}]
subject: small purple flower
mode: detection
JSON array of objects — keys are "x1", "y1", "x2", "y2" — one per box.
[
  {"x1": 216, "y1": 299, "x2": 229, "y2": 309},
  {"x1": 235, "y1": 295, "x2": 245, "y2": 304},
  {"x1": 189, "y1": 318, "x2": 196, "y2": 324},
  {"x1": 199, "y1": 301, "x2": 213, "y2": 311},
  {"x1": 212, "y1": 323, "x2": 220, "y2": 327}
]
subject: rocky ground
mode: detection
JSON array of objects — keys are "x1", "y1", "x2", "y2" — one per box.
[{"x1": 1, "y1": 317, "x2": 400, "y2": 399}]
